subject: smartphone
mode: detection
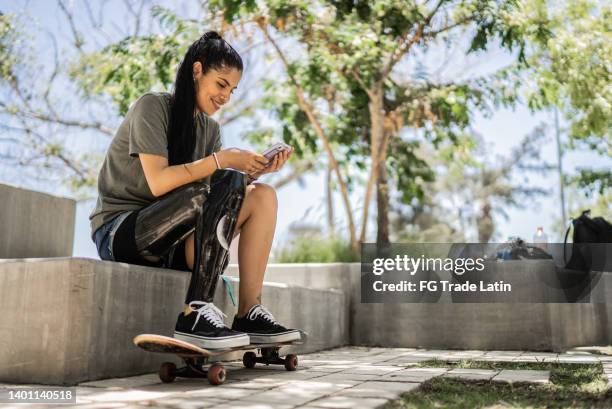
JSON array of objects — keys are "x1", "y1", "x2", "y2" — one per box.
[{"x1": 262, "y1": 142, "x2": 291, "y2": 164}]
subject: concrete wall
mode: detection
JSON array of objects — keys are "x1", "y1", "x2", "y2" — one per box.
[
  {"x1": 0, "y1": 184, "x2": 75, "y2": 258},
  {"x1": 230, "y1": 262, "x2": 612, "y2": 352},
  {"x1": 0, "y1": 258, "x2": 347, "y2": 385},
  {"x1": 349, "y1": 262, "x2": 612, "y2": 352}
]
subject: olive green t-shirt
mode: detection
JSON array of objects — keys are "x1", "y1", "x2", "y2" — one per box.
[{"x1": 89, "y1": 92, "x2": 222, "y2": 238}]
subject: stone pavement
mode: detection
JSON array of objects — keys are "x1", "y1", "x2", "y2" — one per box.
[{"x1": 2, "y1": 346, "x2": 611, "y2": 409}]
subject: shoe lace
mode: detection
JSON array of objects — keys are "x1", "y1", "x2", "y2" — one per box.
[
  {"x1": 188, "y1": 301, "x2": 227, "y2": 330},
  {"x1": 247, "y1": 304, "x2": 279, "y2": 325}
]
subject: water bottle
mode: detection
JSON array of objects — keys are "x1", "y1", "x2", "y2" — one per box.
[{"x1": 533, "y1": 227, "x2": 548, "y2": 251}]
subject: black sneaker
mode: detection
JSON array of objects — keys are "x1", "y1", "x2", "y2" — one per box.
[
  {"x1": 174, "y1": 301, "x2": 250, "y2": 349},
  {"x1": 231, "y1": 304, "x2": 301, "y2": 344}
]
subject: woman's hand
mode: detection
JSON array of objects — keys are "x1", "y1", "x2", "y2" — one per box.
[
  {"x1": 217, "y1": 148, "x2": 269, "y2": 174},
  {"x1": 250, "y1": 147, "x2": 293, "y2": 179}
]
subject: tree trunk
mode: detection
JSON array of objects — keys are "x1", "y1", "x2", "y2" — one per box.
[
  {"x1": 477, "y1": 203, "x2": 494, "y2": 243},
  {"x1": 376, "y1": 152, "x2": 390, "y2": 245},
  {"x1": 326, "y1": 161, "x2": 335, "y2": 238},
  {"x1": 359, "y1": 84, "x2": 384, "y2": 243}
]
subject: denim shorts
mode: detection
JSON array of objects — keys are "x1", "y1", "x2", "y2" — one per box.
[
  {"x1": 92, "y1": 211, "x2": 189, "y2": 271},
  {"x1": 93, "y1": 211, "x2": 133, "y2": 261}
]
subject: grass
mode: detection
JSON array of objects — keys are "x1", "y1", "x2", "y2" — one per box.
[
  {"x1": 274, "y1": 235, "x2": 359, "y2": 263},
  {"x1": 383, "y1": 359, "x2": 611, "y2": 409}
]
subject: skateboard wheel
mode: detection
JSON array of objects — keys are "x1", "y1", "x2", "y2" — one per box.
[
  {"x1": 159, "y1": 362, "x2": 176, "y2": 383},
  {"x1": 208, "y1": 363, "x2": 226, "y2": 385},
  {"x1": 284, "y1": 354, "x2": 298, "y2": 371},
  {"x1": 243, "y1": 351, "x2": 257, "y2": 369}
]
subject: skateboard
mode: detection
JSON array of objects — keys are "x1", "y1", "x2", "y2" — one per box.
[{"x1": 133, "y1": 332, "x2": 307, "y2": 385}]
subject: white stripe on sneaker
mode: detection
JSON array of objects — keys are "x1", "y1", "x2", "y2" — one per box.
[{"x1": 174, "y1": 331, "x2": 250, "y2": 349}]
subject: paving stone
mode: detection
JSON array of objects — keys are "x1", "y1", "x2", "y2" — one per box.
[
  {"x1": 246, "y1": 388, "x2": 331, "y2": 406},
  {"x1": 212, "y1": 401, "x2": 294, "y2": 409},
  {"x1": 492, "y1": 370, "x2": 550, "y2": 384},
  {"x1": 56, "y1": 403, "x2": 129, "y2": 409},
  {"x1": 513, "y1": 357, "x2": 559, "y2": 363},
  {"x1": 304, "y1": 395, "x2": 388, "y2": 408},
  {"x1": 376, "y1": 356, "x2": 430, "y2": 366},
  {"x1": 136, "y1": 380, "x2": 232, "y2": 393},
  {"x1": 77, "y1": 389, "x2": 173, "y2": 403},
  {"x1": 222, "y1": 379, "x2": 286, "y2": 390},
  {"x1": 300, "y1": 365, "x2": 349, "y2": 373},
  {"x1": 446, "y1": 351, "x2": 487, "y2": 359},
  {"x1": 182, "y1": 387, "x2": 257, "y2": 400},
  {"x1": 381, "y1": 367, "x2": 449, "y2": 382},
  {"x1": 312, "y1": 373, "x2": 381, "y2": 382},
  {"x1": 79, "y1": 374, "x2": 161, "y2": 389},
  {"x1": 554, "y1": 356, "x2": 601, "y2": 364},
  {"x1": 338, "y1": 364, "x2": 403, "y2": 376},
  {"x1": 146, "y1": 396, "x2": 227, "y2": 408},
  {"x1": 256, "y1": 371, "x2": 334, "y2": 382},
  {"x1": 519, "y1": 352, "x2": 559, "y2": 358},
  {"x1": 444, "y1": 368, "x2": 498, "y2": 381},
  {"x1": 483, "y1": 350, "x2": 524, "y2": 357},
  {"x1": 479, "y1": 356, "x2": 521, "y2": 362},
  {"x1": 338, "y1": 381, "x2": 420, "y2": 399}
]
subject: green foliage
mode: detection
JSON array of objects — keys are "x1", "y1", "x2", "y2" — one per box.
[
  {"x1": 69, "y1": 7, "x2": 201, "y2": 115},
  {"x1": 571, "y1": 169, "x2": 612, "y2": 196},
  {"x1": 501, "y1": 0, "x2": 611, "y2": 154},
  {"x1": 0, "y1": 13, "x2": 24, "y2": 83},
  {"x1": 275, "y1": 235, "x2": 359, "y2": 262}
]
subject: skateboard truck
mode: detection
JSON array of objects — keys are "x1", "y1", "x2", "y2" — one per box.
[
  {"x1": 242, "y1": 347, "x2": 298, "y2": 371},
  {"x1": 159, "y1": 357, "x2": 226, "y2": 385}
]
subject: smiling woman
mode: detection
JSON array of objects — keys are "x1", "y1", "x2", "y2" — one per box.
[{"x1": 88, "y1": 31, "x2": 301, "y2": 350}]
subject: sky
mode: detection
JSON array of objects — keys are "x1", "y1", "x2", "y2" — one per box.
[{"x1": 1, "y1": 0, "x2": 610, "y2": 261}]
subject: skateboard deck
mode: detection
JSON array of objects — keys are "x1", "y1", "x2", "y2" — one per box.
[{"x1": 133, "y1": 332, "x2": 307, "y2": 385}]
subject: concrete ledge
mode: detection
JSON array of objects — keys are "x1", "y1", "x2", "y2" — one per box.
[
  {"x1": 0, "y1": 258, "x2": 347, "y2": 385},
  {"x1": 0, "y1": 184, "x2": 75, "y2": 258}
]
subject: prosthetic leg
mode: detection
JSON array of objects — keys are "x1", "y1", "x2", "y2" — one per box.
[
  {"x1": 185, "y1": 169, "x2": 246, "y2": 303},
  {"x1": 131, "y1": 169, "x2": 246, "y2": 302}
]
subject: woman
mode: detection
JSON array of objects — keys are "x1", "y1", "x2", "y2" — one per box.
[{"x1": 89, "y1": 31, "x2": 301, "y2": 349}]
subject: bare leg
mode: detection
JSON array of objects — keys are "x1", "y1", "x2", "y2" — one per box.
[
  {"x1": 185, "y1": 183, "x2": 277, "y2": 315},
  {"x1": 185, "y1": 232, "x2": 195, "y2": 270},
  {"x1": 235, "y1": 183, "x2": 277, "y2": 316}
]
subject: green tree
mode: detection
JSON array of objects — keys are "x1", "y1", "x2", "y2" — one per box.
[
  {"x1": 211, "y1": 0, "x2": 541, "y2": 249},
  {"x1": 497, "y1": 0, "x2": 611, "y2": 193}
]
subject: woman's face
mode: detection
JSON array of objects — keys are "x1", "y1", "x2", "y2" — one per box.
[{"x1": 193, "y1": 62, "x2": 242, "y2": 116}]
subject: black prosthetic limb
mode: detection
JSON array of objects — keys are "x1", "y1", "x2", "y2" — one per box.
[
  {"x1": 133, "y1": 182, "x2": 209, "y2": 257},
  {"x1": 185, "y1": 169, "x2": 246, "y2": 303}
]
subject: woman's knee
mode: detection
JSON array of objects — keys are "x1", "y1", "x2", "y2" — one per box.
[{"x1": 248, "y1": 182, "x2": 277, "y2": 211}]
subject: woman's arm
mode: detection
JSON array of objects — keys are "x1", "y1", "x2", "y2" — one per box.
[
  {"x1": 140, "y1": 153, "x2": 218, "y2": 197},
  {"x1": 140, "y1": 149, "x2": 269, "y2": 197}
]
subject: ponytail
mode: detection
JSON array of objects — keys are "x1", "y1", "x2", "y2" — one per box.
[{"x1": 168, "y1": 31, "x2": 243, "y2": 166}]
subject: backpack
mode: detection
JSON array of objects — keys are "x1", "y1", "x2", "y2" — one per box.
[{"x1": 564, "y1": 210, "x2": 612, "y2": 271}]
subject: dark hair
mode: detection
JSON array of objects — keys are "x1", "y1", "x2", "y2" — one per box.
[{"x1": 168, "y1": 31, "x2": 243, "y2": 166}]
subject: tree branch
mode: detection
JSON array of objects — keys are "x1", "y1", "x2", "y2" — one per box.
[
  {"x1": 256, "y1": 18, "x2": 358, "y2": 249},
  {"x1": 382, "y1": 0, "x2": 446, "y2": 78},
  {"x1": 57, "y1": 0, "x2": 85, "y2": 53},
  {"x1": 271, "y1": 161, "x2": 315, "y2": 190},
  {"x1": 0, "y1": 103, "x2": 114, "y2": 135}
]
